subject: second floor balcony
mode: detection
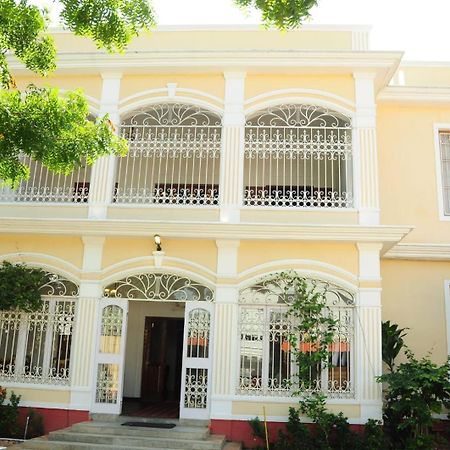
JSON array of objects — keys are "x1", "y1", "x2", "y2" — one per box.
[{"x1": 0, "y1": 103, "x2": 354, "y2": 217}]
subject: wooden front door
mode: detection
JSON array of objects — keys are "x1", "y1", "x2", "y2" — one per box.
[{"x1": 141, "y1": 317, "x2": 184, "y2": 403}]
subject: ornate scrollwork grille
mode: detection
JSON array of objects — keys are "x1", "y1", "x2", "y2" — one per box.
[
  {"x1": 238, "y1": 275, "x2": 354, "y2": 398},
  {"x1": 244, "y1": 104, "x2": 353, "y2": 209},
  {"x1": 103, "y1": 273, "x2": 214, "y2": 302},
  {"x1": 0, "y1": 157, "x2": 91, "y2": 203},
  {"x1": 116, "y1": 104, "x2": 222, "y2": 205},
  {"x1": 0, "y1": 272, "x2": 78, "y2": 385},
  {"x1": 184, "y1": 367, "x2": 208, "y2": 409},
  {"x1": 438, "y1": 132, "x2": 450, "y2": 215}
]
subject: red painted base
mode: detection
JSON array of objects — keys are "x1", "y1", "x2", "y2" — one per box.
[
  {"x1": 210, "y1": 419, "x2": 365, "y2": 449},
  {"x1": 18, "y1": 407, "x2": 89, "y2": 434}
]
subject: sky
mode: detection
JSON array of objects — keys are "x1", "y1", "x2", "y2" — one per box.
[{"x1": 150, "y1": 0, "x2": 450, "y2": 62}]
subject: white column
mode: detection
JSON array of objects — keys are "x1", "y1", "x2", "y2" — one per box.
[
  {"x1": 219, "y1": 72, "x2": 246, "y2": 223},
  {"x1": 88, "y1": 73, "x2": 122, "y2": 219},
  {"x1": 211, "y1": 240, "x2": 240, "y2": 418},
  {"x1": 70, "y1": 237, "x2": 105, "y2": 410},
  {"x1": 354, "y1": 73, "x2": 379, "y2": 225},
  {"x1": 356, "y1": 243, "x2": 382, "y2": 421}
]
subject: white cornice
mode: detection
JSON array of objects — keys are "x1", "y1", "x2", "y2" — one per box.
[
  {"x1": 0, "y1": 218, "x2": 411, "y2": 248},
  {"x1": 378, "y1": 86, "x2": 450, "y2": 104},
  {"x1": 384, "y1": 243, "x2": 450, "y2": 261}
]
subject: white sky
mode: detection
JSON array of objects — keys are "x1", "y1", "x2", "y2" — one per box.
[
  {"x1": 41, "y1": 0, "x2": 450, "y2": 62},
  {"x1": 151, "y1": 0, "x2": 450, "y2": 61}
]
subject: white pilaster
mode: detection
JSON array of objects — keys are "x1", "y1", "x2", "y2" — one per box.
[
  {"x1": 219, "y1": 72, "x2": 246, "y2": 223},
  {"x1": 354, "y1": 73, "x2": 379, "y2": 225},
  {"x1": 88, "y1": 73, "x2": 122, "y2": 219},
  {"x1": 70, "y1": 237, "x2": 105, "y2": 410},
  {"x1": 211, "y1": 240, "x2": 240, "y2": 416},
  {"x1": 356, "y1": 243, "x2": 382, "y2": 420}
]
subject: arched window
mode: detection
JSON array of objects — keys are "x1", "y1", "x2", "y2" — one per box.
[
  {"x1": 116, "y1": 104, "x2": 222, "y2": 205},
  {"x1": 0, "y1": 272, "x2": 78, "y2": 385},
  {"x1": 238, "y1": 274, "x2": 354, "y2": 398},
  {"x1": 244, "y1": 104, "x2": 352, "y2": 208}
]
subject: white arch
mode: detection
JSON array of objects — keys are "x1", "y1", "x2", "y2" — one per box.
[
  {"x1": 238, "y1": 259, "x2": 358, "y2": 293},
  {"x1": 101, "y1": 258, "x2": 216, "y2": 292},
  {"x1": 118, "y1": 95, "x2": 224, "y2": 120},
  {"x1": 0, "y1": 252, "x2": 81, "y2": 285},
  {"x1": 244, "y1": 90, "x2": 355, "y2": 120}
]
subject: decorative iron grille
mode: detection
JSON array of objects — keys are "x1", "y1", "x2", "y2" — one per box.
[
  {"x1": 0, "y1": 157, "x2": 91, "y2": 203},
  {"x1": 238, "y1": 275, "x2": 354, "y2": 398},
  {"x1": 0, "y1": 272, "x2": 78, "y2": 385},
  {"x1": 244, "y1": 104, "x2": 353, "y2": 208},
  {"x1": 104, "y1": 273, "x2": 214, "y2": 302},
  {"x1": 116, "y1": 104, "x2": 222, "y2": 205}
]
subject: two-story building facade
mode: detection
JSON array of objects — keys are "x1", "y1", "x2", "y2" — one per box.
[{"x1": 0, "y1": 25, "x2": 449, "y2": 443}]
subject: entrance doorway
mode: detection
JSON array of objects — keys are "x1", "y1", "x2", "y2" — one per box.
[
  {"x1": 122, "y1": 302, "x2": 185, "y2": 418},
  {"x1": 141, "y1": 317, "x2": 184, "y2": 403}
]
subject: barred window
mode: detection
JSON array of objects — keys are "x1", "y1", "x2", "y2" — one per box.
[
  {"x1": 244, "y1": 104, "x2": 353, "y2": 209},
  {"x1": 438, "y1": 131, "x2": 450, "y2": 216},
  {"x1": 0, "y1": 273, "x2": 78, "y2": 385},
  {"x1": 238, "y1": 275, "x2": 354, "y2": 398}
]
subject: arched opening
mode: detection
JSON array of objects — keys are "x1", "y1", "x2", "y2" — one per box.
[
  {"x1": 93, "y1": 272, "x2": 214, "y2": 419},
  {"x1": 238, "y1": 273, "x2": 355, "y2": 398},
  {"x1": 115, "y1": 104, "x2": 222, "y2": 205},
  {"x1": 0, "y1": 272, "x2": 79, "y2": 384},
  {"x1": 244, "y1": 104, "x2": 353, "y2": 208}
]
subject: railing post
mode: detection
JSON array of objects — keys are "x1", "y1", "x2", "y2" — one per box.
[
  {"x1": 219, "y1": 72, "x2": 246, "y2": 223},
  {"x1": 353, "y1": 72, "x2": 379, "y2": 225},
  {"x1": 88, "y1": 73, "x2": 122, "y2": 219}
]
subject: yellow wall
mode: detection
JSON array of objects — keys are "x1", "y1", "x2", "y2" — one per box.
[
  {"x1": 378, "y1": 104, "x2": 450, "y2": 242},
  {"x1": 381, "y1": 259, "x2": 450, "y2": 362}
]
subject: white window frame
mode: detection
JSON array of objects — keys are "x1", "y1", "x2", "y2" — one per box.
[
  {"x1": 444, "y1": 280, "x2": 450, "y2": 355},
  {"x1": 433, "y1": 124, "x2": 450, "y2": 221}
]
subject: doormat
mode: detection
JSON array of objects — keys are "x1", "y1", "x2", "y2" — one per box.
[{"x1": 121, "y1": 421, "x2": 176, "y2": 429}]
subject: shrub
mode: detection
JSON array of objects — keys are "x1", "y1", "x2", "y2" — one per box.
[{"x1": 0, "y1": 386, "x2": 21, "y2": 438}]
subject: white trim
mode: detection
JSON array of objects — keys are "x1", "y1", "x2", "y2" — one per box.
[
  {"x1": 244, "y1": 95, "x2": 355, "y2": 120},
  {"x1": 445, "y1": 280, "x2": 450, "y2": 355},
  {"x1": 101, "y1": 256, "x2": 216, "y2": 280},
  {"x1": 244, "y1": 88, "x2": 355, "y2": 110},
  {"x1": 101, "y1": 263, "x2": 217, "y2": 293},
  {"x1": 119, "y1": 88, "x2": 223, "y2": 109},
  {"x1": 0, "y1": 382, "x2": 71, "y2": 391},
  {"x1": 118, "y1": 95, "x2": 223, "y2": 119},
  {"x1": 380, "y1": 87, "x2": 450, "y2": 104},
  {"x1": 0, "y1": 252, "x2": 81, "y2": 279},
  {"x1": 384, "y1": 243, "x2": 450, "y2": 261},
  {"x1": 433, "y1": 124, "x2": 450, "y2": 221},
  {"x1": 237, "y1": 259, "x2": 358, "y2": 290}
]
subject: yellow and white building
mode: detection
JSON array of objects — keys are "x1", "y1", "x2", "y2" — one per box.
[{"x1": 0, "y1": 25, "x2": 449, "y2": 441}]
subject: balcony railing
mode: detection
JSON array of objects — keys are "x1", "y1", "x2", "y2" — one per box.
[
  {"x1": 114, "y1": 104, "x2": 222, "y2": 206},
  {"x1": 243, "y1": 105, "x2": 353, "y2": 209},
  {"x1": 0, "y1": 156, "x2": 91, "y2": 203},
  {"x1": 0, "y1": 104, "x2": 354, "y2": 211}
]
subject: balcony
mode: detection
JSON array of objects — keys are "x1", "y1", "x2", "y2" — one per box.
[{"x1": 0, "y1": 103, "x2": 354, "y2": 223}]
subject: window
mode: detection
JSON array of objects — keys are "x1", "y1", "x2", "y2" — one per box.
[
  {"x1": 116, "y1": 104, "x2": 222, "y2": 205},
  {"x1": 0, "y1": 273, "x2": 78, "y2": 385},
  {"x1": 438, "y1": 131, "x2": 450, "y2": 216},
  {"x1": 238, "y1": 275, "x2": 354, "y2": 398},
  {"x1": 244, "y1": 104, "x2": 353, "y2": 209}
]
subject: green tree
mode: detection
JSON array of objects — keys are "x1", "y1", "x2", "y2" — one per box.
[{"x1": 0, "y1": 0, "x2": 317, "y2": 185}]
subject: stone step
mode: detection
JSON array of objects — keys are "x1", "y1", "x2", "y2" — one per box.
[
  {"x1": 71, "y1": 421, "x2": 209, "y2": 440},
  {"x1": 49, "y1": 431, "x2": 225, "y2": 450},
  {"x1": 13, "y1": 438, "x2": 190, "y2": 450}
]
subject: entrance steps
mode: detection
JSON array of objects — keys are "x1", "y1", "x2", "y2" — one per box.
[{"x1": 12, "y1": 416, "x2": 242, "y2": 450}]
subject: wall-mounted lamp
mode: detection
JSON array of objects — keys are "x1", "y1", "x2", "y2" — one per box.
[{"x1": 154, "y1": 234, "x2": 162, "y2": 252}]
